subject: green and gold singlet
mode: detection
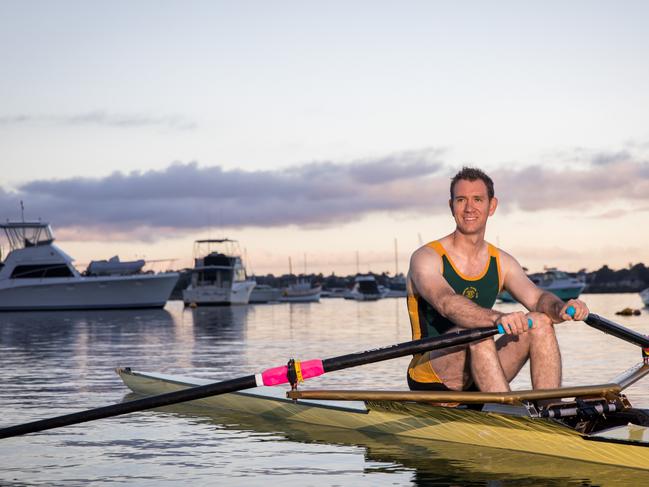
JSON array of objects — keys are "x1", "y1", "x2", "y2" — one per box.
[{"x1": 407, "y1": 241, "x2": 502, "y2": 388}]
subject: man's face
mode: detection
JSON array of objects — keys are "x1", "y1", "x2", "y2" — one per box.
[{"x1": 449, "y1": 179, "x2": 497, "y2": 235}]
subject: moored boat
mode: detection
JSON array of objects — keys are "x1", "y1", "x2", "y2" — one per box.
[
  {"x1": 640, "y1": 288, "x2": 649, "y2": 307},
  {"x1": 344, "y1": 275, "x2": 383, "y2": 301},
  {"x1": 279, "y1": 279, "x2": 321, "y2": 302},
  {"x1": 249, "y1": 283, "x2": 282, "y2": 303},
  {"x1": 182, "y1": 239, "x2": 256, "y2": 306},
  {"x1": 0, "y1": 221, "x2": 179, "y2": 311},
  {"x1": 86, "y1": 256, "x2": 146, "y2": 276},
  {"x1": 499, "y1": 268, "x2": 586, "y2": 303}
]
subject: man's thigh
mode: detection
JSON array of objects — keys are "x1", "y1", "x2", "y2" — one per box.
[{"x1": 429, "y1": 342, "x2": 471, "y2": 390}]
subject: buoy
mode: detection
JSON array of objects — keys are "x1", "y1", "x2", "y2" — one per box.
[{"x1": 615, "y1": 307, "x2": 640, "y2": 316}]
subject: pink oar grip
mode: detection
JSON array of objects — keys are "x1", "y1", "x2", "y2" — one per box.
[
  {"x1": 299, "y1": 359, "x2": 325, "y2": 380},
  {"x1": 260, "y1": 359, "x2": 325, "y2": 386}
]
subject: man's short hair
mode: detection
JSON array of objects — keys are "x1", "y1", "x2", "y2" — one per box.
[{"x1": 450, "y1": 167, "x2": 495, "y2": 200}]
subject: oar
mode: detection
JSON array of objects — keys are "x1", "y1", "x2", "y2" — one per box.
[
  {"x1": 584, "y1": 313, "x2": 649, "y2": 349},
  {"x1": 565, "y1": 305, "x2": 649, "y2": 349},
  {"x1": 0, "y1": 324, "x2": 508, "y2": 440}
]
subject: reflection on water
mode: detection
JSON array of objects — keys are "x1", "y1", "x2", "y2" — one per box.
[
  {"x1": 152, "y1": 400, "x2": 649, "y2": 487},
  {"x1": 0, "y1": 295, "x2": 648, "y2": 486}
]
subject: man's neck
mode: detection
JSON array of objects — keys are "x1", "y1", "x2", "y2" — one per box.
[{"x1": 450, "y1": 229, "x2": 486, "y2": 258}]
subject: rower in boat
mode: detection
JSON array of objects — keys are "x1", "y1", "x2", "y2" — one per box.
[{"x1": 406, "y1": 167, "x2": 589, "y2": 393}]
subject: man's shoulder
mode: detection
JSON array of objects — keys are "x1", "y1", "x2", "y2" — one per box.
[
  {"x1": 410, "y1": 242, "x2": 443, "y2": 270},
  {"x1": 492, "y1": 245, "x2": 515, "y2": 263}
]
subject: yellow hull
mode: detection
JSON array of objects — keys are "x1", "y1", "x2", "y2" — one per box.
[{"x1": 117, "y1": 369, "x2": 649, "y2": 471}]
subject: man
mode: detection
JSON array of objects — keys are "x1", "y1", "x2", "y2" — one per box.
[{"x1": 407, "y1": 167, "x2": 589, "y2": 393}]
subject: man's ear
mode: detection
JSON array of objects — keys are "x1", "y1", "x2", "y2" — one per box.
[{"x1": 488, "y1": 197, "x2": 498, "y2": 216}]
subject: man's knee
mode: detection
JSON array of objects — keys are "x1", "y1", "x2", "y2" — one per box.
[{"x1": 530, "y1": 321, "x2": 556, "y2": 339}]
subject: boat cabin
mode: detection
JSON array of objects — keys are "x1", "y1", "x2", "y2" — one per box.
[
  {"x1": 189, "y1": 239, "x2": 249, "y2": 288},
  {"x1": 0, "y1": 221, "x2": 78, "y2": 279}
]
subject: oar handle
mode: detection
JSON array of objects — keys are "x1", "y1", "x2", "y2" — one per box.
[{"x1": 496, "y1": 318, "x2": 533, "y2": 334}]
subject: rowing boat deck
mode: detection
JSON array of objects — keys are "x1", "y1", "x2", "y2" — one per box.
[{"x1": 116, "y1": 368, "x2": 649, "y2": 471}]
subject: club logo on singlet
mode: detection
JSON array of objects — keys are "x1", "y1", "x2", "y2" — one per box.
[{"x1": 462, "y1": 286, "x2": 479, "y2": 300}]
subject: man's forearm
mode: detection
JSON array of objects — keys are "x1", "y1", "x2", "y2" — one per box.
[
  {"x1": 534, "y1": 292, "x2": 564, "y2": 322},
  {"x1": 440, "y1": 294, "x2": 503, "y2": 328}
]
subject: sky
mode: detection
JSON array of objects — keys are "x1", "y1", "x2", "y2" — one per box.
[{"x1": 1, "y1": 1, "x2": 648, "y2": 276}]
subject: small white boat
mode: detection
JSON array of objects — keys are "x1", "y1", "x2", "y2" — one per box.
[
  {"x1": 640, "y1": 288, "x2": 649, "y2": 307},
  {"x1": 182, "y1": 239, "x2": 256, "y2": 306},
  {"x1": 280, "y1": 279, "x2": 321, "y2": 302},
  {"x1": 86, "y1": 255, "x2": 145, "y2": 276},
  {"x1": 500, "y1": 269, "x2": 585, "y2": 303},
  {"x1": 249, "y1": 284, "x2": 282, "y2": 303},
  {"x1": 344, "y1": 275, "x2": 383, "y2": 301},
  {"x1": 0, "y1": 221, "x2": 179, "y2": 311}
]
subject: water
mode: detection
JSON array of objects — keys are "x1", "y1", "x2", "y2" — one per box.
[{"x1": 0, "y1": 294, "x2": 648, "y2": 486}]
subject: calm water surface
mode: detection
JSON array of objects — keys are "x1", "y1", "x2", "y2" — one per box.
[{"x1": 0, "y1": 294, "x2": 648, "y2": 486}]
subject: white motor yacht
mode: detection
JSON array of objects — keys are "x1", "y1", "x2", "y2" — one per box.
[
  {"x1": 499, "y1": 268, "x2": 586, "y2": 303},
  {"x1": 640, "y1": 288, "x2": 649, "y2": 307},
  {"x1": 0, "y1": 221, "x2": 179, "y2": 311},
  {"x1": 249, "y1": 283, "x2": 282, "y2": 303},
  {"x1": 182, "y1": 239, "x2": 256, "y2": 306},
  {"x1": 344, "y1": 275, "x2": 383, "y2": 301}
]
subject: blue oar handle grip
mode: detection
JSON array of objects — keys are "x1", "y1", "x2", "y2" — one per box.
[
  {"x1": 566, "y1": 305, "x2": 576, "y2": 318},
  {"x1": 497, "y1": 319, "x2": 533, "y2": 334}
]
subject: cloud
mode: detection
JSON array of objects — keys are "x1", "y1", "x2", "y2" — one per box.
[
  {"x1": 0, "y1": 110, "x2": 196, "y2": 130},
  {"x1": 492, "y1": 149, "x2": 649, "y2": 212},
  {"x1": 591, "y1": 150, "x2": 631, "y2": 166},
  {"x1": 0, "y1": 149, "x2": 450, "y2": 240},
  {"x1": 2, "y1": 144, "x2": 649, "y2": 242}
]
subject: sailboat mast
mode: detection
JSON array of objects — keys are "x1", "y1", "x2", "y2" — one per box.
[{"x1": 394, "y1": 238, "x2": 398, "y2": 276}]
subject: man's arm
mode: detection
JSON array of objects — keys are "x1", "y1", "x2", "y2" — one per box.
[
  {"x1": 408, "y1": 247, "x2": 530, "y2": 334},
  {"x1": 501, "y1": 252, "x2": 589, "y2": 322}
]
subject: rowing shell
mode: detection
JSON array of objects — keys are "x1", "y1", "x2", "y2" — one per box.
[{"x1": 116, "y1": 367, "x2": 649, "y2": 471}]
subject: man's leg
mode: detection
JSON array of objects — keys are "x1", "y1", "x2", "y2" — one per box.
[
  {"x1": 495, "y1": 321, "x2": 561, "y2": 389},
  {"x1": 428, "y1": 342, "x2": 472, "y2": 391},
  {"x1": 468, "y1": 338, "x2": 510, "y2": 391},
  {"x1": 469, "y1": 321, "x2": 561, "y2": 392}
]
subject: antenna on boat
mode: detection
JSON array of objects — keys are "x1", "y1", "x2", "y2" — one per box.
[{"x1": 19, "y1": 200, "x2": 26, "y2": 243}]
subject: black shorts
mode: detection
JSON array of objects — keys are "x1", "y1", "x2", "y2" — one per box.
[{"x1": 407, "y1": 374, "x2": 478, "y2": 392}]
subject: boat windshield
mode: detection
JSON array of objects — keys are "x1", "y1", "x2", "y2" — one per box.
[
  {"x1": 545, "y1": 270, "x2": 569, "y2": 280},
  {"x1": 0, "y1": 222, "x2": 54, "y2": 251}
]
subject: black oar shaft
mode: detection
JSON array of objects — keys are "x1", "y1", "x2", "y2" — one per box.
[
  {"x1": 0, "y1": 376, "x2": 257, "y2": 440},
  {"x1": 322, "y1": 327, "x2": 498, "y2": 373},
  {"x1": 0, "y1": 326, "x2": 499, "y2": 440},
  {"x1": 585, "y1": 313, "x2": 649, "y2": 348}
]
